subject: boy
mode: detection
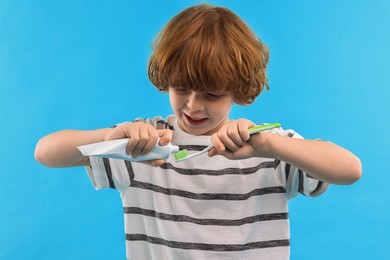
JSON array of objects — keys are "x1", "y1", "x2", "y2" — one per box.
[{"x1": 35, "y1": 4, "x2": 362, "y2": 260}]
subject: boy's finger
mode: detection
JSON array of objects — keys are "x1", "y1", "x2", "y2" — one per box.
[
  {"x1": 157, "y1": 129, "x2": 173, "y2": 146},
  {"x1": 237, "y1": 119, "x2": 253, "y2": 142},
  {"x1": 142, "y1": 159, "x2": 165, "y2": 167},
  {"x1": 141, "y1": 128, "x2": 159, "y2": 155},
  {"x1": 219, "y1": 126, "x2": 241, "y2": 152},
  {"x1": 127, "y1": 139, "x2": 141, "y2": 156},
  {"x1": 126, "y1": 124, "x2": 149, "y2": 157},
  {"x1": 127, "y1": 125, "x2": 142, "y2": 155},
  {"x1": 210, "y1": 133, "x2": 226, "y2": 153},
  {"x1": 209, "y1": 147, "x2": 236, "y2": 160},
  {"x1": 151, "y1": 159, "x2": 166, "y2": 167},
  {"x1": 227, "y1": 122, "x2": 245, "y2": 147},
  {"x1": 208, "y1": 147, "x2": 220, "y2": 157}
]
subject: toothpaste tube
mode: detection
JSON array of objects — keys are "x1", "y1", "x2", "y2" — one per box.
[{"x1": 77, "y1": 138, "x2": 179, "y2": 162}]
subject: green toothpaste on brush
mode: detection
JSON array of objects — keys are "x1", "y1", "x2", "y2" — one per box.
[{"x1": 174, "y1": 123, "x2": 281, "y2": 162}]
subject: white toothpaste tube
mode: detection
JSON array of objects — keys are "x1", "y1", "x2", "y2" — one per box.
[{"x1": 77, "y1": 138, "x2": 179, "y2": 162}]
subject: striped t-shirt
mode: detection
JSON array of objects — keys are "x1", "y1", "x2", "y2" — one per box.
[{"x1": 86, "y1": 115, "x2": 328, "y2": 260}]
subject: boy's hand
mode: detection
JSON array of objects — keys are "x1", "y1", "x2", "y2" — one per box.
[
  {"x1": 105, "y1": 122, "x2": 172, "y2": 167},
  {"x1": 209, "y1": 118, "x2": 272, "y2": 160}
]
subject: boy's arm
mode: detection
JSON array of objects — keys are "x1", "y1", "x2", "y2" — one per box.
[
  {"x1": 35, "y1": 128, "x2": 110, "y2": 167},
  {"x1": 261, "y1": 133, "x2": 362, "y2": 185},
  {"x1": 210, "y1": 119, "x2": 362, "y2": 185},
  {"x1": 35, "y1": 122, "x2": 173, "y2": 168}
]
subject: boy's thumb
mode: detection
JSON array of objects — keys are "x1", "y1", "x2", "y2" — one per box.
[
  {"x1": 158, "y1": 129, "x2": 173, "y2": 146},
  {"x1": 208, "y1": 148, "x2": 220, "y2": 157}
]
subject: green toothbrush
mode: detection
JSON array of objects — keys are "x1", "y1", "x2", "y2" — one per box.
[{"x1": 174, "y1": 123, "x2": 281, "y2": 162}]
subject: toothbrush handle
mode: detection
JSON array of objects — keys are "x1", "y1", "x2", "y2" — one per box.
[{"x1": 248, "y1": 123, "x2": 281, "y2": 135}]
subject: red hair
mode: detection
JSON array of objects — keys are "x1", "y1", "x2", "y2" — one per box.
[{"x1": 148, "y1": 4, "x2": 269, "y2": 105}]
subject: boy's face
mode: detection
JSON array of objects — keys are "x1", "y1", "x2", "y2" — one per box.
[{"x1": 169, "y1": 87, "x2": 234, "y2": 135}]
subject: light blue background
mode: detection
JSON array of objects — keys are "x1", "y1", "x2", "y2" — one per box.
[{"x1": 1, "y1": 0, "x2": 389, "y2": 259}]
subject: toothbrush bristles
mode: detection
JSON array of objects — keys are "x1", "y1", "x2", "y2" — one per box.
[{"x1": 174, "y1": 149, "x2": 189, "y2": 161}]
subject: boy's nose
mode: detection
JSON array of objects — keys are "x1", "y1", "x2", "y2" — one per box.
[{"x1": 187, "y1": 92, "x2": 204, "y2": 111}]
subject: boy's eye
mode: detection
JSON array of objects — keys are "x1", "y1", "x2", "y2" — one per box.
[
  {"x1": 206, "y1": 93, "x2": 224, "y2": 99},
  {"x1": 173, "y1": 87, "x2": 188, "y2": 93}
]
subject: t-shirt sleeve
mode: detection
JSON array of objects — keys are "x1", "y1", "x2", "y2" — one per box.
[
  {"x1": 85, "y1": 156, "x2": 133, "y2": 192},
  {"x1": 282, "y1": 160, "x2": 329, "y2": 199},
  {"x1": 272, "y1": 127, "x2": 329, "y2": 199}
]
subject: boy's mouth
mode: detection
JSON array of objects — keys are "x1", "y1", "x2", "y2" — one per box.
[{"x1": 184, "y1": 114, "x2": 208, "y2": 125}]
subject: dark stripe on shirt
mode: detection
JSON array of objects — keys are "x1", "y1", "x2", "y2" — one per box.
[
  {"x1": 124, "y1": 160, "x2": 135, "y2": 183},
  {"x1": 160, "y1": 160, "x2": 280, "y2": 176},
  {"x1": 130, "y1": 181, "x2": 285, "y2": 200},
  {"x1": 103, "y1": 158, "x2": 115, "y2": 189},
  {"x1": 311, "y1": 180, "x2": 324, "y2": 196},
  {"x1": 126, "y1": 234, "x2": 290, "y2": 251},
  {"x1": 124, "y1": 207, "x2": 288, "y2": 226},
  {"x1": 156, "y1": 120, "x2": 174, "y2": 130},
  {"x1": 285, "y1": 163, "x2": 291, "y2": 183},
  {"x1": 298, "y1": 169, "x2": 305, "y2": 195},
  {"x1": 177, "y1": 145, "x2": 208, "y2": 151}
]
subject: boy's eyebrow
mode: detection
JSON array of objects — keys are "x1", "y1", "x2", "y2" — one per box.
[
  {"x1": 170, "y1": 83, "x2": 229, "y2": 90},
  {"x1": 205, "y1": 90, "x2": 226, "y2": 95}
]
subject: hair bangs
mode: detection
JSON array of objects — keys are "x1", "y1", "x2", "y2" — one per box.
[{"x1": 167, "y1": 29, "x2": 239, "y2": 93}]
